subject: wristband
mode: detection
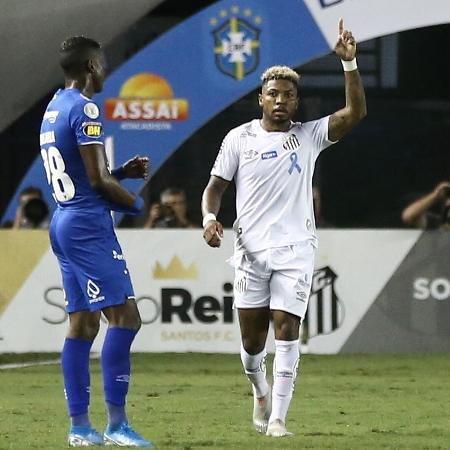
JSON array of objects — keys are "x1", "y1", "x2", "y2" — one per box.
[
  {"x1": 341, "y1": 58, "x2": 357, "y2": 72},
  {"x1": 202, "y1": 213, "x2": 216, "y2": 227},
  {"x1": 111, "y1": 166, "x2": 126, "y2": 180}
]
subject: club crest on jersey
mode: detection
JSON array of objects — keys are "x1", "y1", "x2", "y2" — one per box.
[
  {"x1": 84, "y1": 102, "x2": 100, "y2": 119},
  {"x1": 261, "y1": 150, "x2": 277, "y2": 160},
  {"x1": 83, "y1": 122, "x2": 103, "y2": 138},
  {"x1": 283, "y1": 134, "x2": 300, "y2": 151}
]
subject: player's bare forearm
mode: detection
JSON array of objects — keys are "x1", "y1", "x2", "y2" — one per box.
[
  {"x1": 201, "y1": 176, "x2": 229, "y2": 217},
  {"x1": 329, "y1": 18, "x2": 367, "y2": 142},
  {"x1": 80, "y1": 143, "x2": 137, "y2": 208},
  {"x1": 401, "y1": 191, "x2": 438, "y2": 227},
  {"x1": 329, "y1": 70, "x2": 366, "y2": 142},
  {"x1": 95, "y1": 172, "x2": 137, "y2": 207}
]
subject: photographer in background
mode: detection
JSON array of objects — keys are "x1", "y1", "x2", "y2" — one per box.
[
  {"x1": 402, "y1": 181, "x2": 450, "y2": 230},
  {"x1": 144, "y1": 187, "x2": 197, "y2": 228},
  {"x1": 13, "y1": 186, "x2": 49, "y2": 229}
]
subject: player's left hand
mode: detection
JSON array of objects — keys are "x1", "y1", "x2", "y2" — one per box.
[
  {"x1": 334, "y1": 18, "x2": 356, "y2": 61},
  {"x1": 123, "y1": 155, "x2": 150, "y2": 179}
]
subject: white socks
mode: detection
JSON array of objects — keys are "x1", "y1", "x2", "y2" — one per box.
[
  {"x1": 269, "y1": 339, "x2": 300, "y2": 424},
  {"x1": 240, "y1": 345, "x2": 270, "y2": 398}
]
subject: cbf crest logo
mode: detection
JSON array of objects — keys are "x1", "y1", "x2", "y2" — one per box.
[{"x1": 209, "y1": 5, "x2": 262, "y2": 81}]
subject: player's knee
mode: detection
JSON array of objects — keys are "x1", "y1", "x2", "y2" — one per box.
[
  {"x1": 119, "y1": 300, "x2": 141, "y2": 330},
  {"x1": 241, "y1": 336, "x2": 265, "y2": 355},
  {"x1": 273, "y1": 316, "x2": 300, "y2": 341},
  {"x1": 129, "y1": 313, "x2": 141, "y2": 331},
  {"x1": 86, "y1": 320, "x2": 101, "y2": 340},
  {"x1": 69, "y1": 318, "x2": 100, "y2": 341},
  {"x1": 111, "y1": 307, "x2": 141, "y2": 331}
]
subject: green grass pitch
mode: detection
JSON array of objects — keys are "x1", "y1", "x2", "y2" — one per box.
[{"x1": 0, "y1": 353, "x2": 449, "y2": 449}]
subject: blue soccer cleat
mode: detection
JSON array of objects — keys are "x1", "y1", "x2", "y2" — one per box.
[
  {"x1": 103, "y1": 422, "x2": 154, "y2": 447},
  {"x1": 68, "y1": 425, "x2": 104, "y2": 446}
]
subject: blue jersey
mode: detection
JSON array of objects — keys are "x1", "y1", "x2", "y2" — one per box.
[
  {"x1": 43, "y1": 89, "x2": 136, "y2": 313},
  {"x1": 40, "y1": 88, "x2": 108, "y2": 211}
]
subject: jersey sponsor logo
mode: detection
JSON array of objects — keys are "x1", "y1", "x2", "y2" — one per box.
[
  {"x1": 87, "y1": 279, "x2": 105, "y2": 303},
  {"x1": 39, "y1": 131, "x2": 56, "y2": 145},
  {"x1": 209, "y1": 5, "x2": 262, "y2": 80},
  {"x1": 104, "y1": 73, "x2": 189, "y2": 129},
  {"x1": 261, "y1": 150, "x2": 277, "y2": 160},
  {"x1": 43, "y1": 110, "x2": 59, "y2": 124},
  {"x1": 84, "y1": 102, "x2": 100, "y2": 119},
  {"x1": 282, "y1": 134, "x2": 300, "y2": 151},
  {"x1": 82, "y1": 122, "x2": 103, "y2": 138}
]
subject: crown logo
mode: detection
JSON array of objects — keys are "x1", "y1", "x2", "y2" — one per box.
[{"x1": 153, "y1": 256, "x2": 198, "y2": 279}]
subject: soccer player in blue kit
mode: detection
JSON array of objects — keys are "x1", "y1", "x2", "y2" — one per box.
[{"x1": 40, "y1": 37, "x2": 153, "y2": 447}]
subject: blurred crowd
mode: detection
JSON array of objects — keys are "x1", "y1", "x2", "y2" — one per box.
[{"x1": 4, "y1": 181, "x2": 450, "y2": 231}]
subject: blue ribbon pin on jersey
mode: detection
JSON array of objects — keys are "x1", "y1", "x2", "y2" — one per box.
[{"x1": 288, "y1": 152, "x2": 301, "y2": 174}]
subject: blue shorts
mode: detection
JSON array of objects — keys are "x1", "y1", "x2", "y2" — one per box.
[{"x1": 49, "y1": 207, "x2": 135, "y2": 313}]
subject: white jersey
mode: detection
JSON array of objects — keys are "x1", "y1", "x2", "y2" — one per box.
[{"x1": 211, "y1": 116, "x2": 336, "y2": 254}]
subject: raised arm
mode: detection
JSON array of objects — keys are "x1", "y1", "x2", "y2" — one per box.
[
  {"x1": 401, "y1": 182, "x2": 450, "y2": 227},
  {"x1": 201, "y1": 175, "x2": 230, "y2": 247},
  {"x1": 328, "y1": 18, "x2": 367, "y2": 142},
  {"x1": 80, "y1": 144, "x2": 142, "y2": 211}
]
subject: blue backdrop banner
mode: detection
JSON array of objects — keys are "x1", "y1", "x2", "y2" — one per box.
[
  {"x1": 11, "y1": 0, "x2": 450, "y2": 224},
  {"x1": 3, "y1": 0, "x2": 329, "y2": 224}
]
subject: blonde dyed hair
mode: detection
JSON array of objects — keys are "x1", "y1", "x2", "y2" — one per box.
[{"x1": 260, "y1": 65, "x2": 300, "y2": 87}]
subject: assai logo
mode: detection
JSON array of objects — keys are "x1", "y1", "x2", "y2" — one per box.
[
  {"x1": 303, "y1": 266, "x2": 344, "y2": 339},
  {"x1": 105, "y1": 73, "x2": 189, "y2": 130},
  {"x1": 210, "y1": 5, "x2": 262, "y2": 80}
]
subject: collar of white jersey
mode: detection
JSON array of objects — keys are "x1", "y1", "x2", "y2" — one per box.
[{"x1": 255, "y1": 119, "x2": 297, "y2": 134}]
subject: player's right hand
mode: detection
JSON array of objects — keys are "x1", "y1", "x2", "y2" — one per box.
[
  {"x1": 334, "y1": 18, "x2": 356, "y2": 61},
  {"x1": 203, "y1": 220, "x2": 223, "y2": 248}
]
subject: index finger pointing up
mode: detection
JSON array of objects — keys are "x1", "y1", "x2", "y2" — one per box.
[{"x1": 338, "y1": 18, "x2": 344, "y2": 36}]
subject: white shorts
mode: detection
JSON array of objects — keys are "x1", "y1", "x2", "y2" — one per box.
[{"x1": 231, "y1": 242, "x2": 315, "y2": 318}]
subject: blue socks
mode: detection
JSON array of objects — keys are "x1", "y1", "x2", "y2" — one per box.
[
  {"x1": 61, "y1": 337, "x2": 93, "y2": 427},
  {"x1": 101, "y1": 327, "x2": 137, "y2": 427}
]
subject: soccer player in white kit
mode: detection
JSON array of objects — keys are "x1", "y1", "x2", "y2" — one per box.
[{"x1": 201, "y1": 19, "x2": 366, "y2": 437}]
